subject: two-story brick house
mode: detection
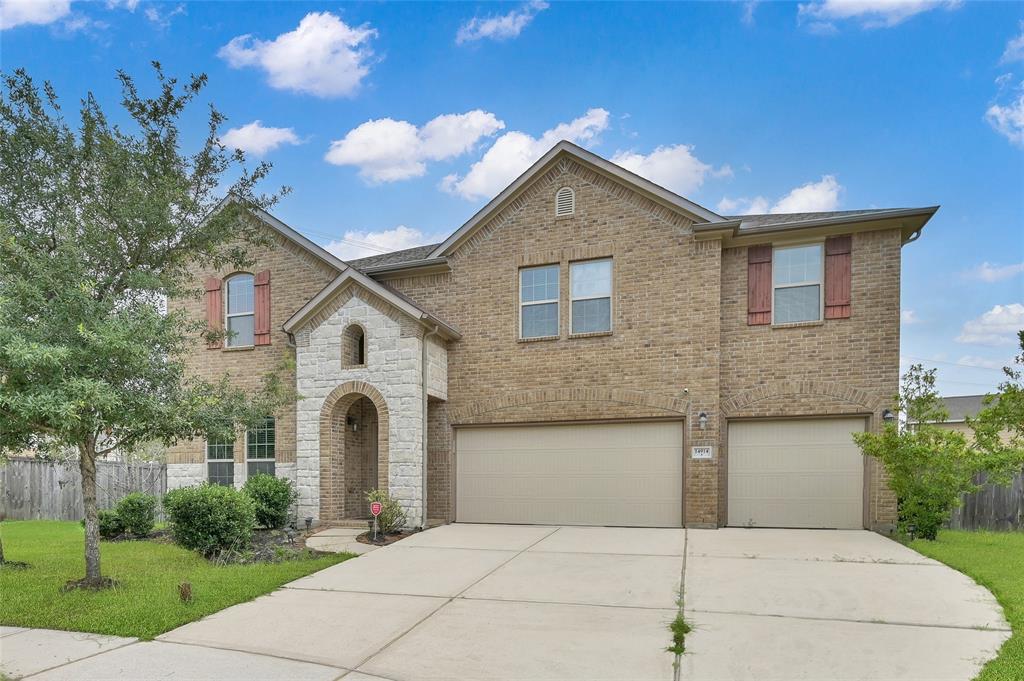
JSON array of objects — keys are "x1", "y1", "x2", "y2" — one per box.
[{"x1": 166, "y1": 141, "x2": 936, "y2": 532}]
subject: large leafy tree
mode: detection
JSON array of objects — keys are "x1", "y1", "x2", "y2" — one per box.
[{"x1": 0, "y1": 65, "x2": 290, "y2": 587}]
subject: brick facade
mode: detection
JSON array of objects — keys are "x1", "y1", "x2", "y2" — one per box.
[{"x1": 168, "y1": 151, "x2": 904, "y2": 530}]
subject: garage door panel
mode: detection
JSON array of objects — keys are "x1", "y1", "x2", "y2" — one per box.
[
  {"x1": 728, "y1": 418, "x2": 865, "y2": 530},
  {"x1": 457, "y1": 422, "x2": 683, "y2": 527}
]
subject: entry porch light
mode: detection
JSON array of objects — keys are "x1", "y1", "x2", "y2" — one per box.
[
  {"x1": 882, "y1": 409, "x2": 896, "y2": 424},
  {"x1": 698, "y1": 412, "x2": 708, "y2": 430}
]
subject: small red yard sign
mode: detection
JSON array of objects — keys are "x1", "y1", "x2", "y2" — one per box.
[{"x1": 370, "y1": 501, "x2": 383, "y2": 517}]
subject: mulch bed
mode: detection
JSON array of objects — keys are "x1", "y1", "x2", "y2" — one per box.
[{"x1": 355, "y1": 530, "x2": 416, "y2": 547}]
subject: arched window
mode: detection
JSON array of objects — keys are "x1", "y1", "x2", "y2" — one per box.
[
  {"x1": 342, "y1": 324, "x2": 366, "y2": 367},
  {"x1": 555, "y1": 186, "x2": 575, "y2": 217},
  {"x1": 224, "y1": 273, "x2": 254, "y2": 347}
]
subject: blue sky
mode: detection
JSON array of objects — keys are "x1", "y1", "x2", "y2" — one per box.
[{"x1": 3, "y1": 0, "x2": 1023, "y2": 396}]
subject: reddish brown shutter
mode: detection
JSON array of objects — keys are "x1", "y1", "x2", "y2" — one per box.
[
  {"x1": 205, "y1": 277, "x2": 223, "y2": 349},
  {"x1": 254, "y1": 269, "x2": 271, "y2": 346},
  {"x1": 824, "y1": 236, "x2": 852, "y2": 319},
  {"x1": 747, "y1": 244, "x2": 772, "y2": 325}
]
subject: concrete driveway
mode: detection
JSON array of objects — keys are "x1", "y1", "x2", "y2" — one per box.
[{"x1": 15, "y1": 525, "x2": 1010, "y2": 681}]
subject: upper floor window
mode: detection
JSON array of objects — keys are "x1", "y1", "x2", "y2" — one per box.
[
  {"x1": 555, "y1": 186, "x2": 575, "y2": 217},
  {"x1": 246, "y1": 417, "x2": 275, "y2": 477},
  {"x1": 225, "y1": 273, "x2": 254, "y2": 347},
  {"x1": 773, "y1": 244, "x2": 823, "y2": 324},
  {"x1": 342, "y1": 324, "x2": 366, "y2": 367},
  {"x1": 570, "y1": 259, "x2": 612, "y2": 334},
  {"x1": 520, "y1": 264, "x2": 559, "y2": 339},
  {"x1": 206, "y1": 431, "x2": 235, "y2": 487}
]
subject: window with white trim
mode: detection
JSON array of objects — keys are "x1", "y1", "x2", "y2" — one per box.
[
  {"x1": 570, "y1": 259, "x2": 612, "y2": 334},
  {"x1": 206, "y1": 432, "x2": 235, "y2": 486},
  {"x1": 225, "y1": 273, "x2": 255, "y2": 347},
  {"x1": 519, "y1": 264, "x2": 559, "y2": 339},
  {"x1": 772, "y1": 244, "x2": 823, "y2": 324},
  {"x1": 246, "y1": 417, "x2": 275, "y2": 477}
]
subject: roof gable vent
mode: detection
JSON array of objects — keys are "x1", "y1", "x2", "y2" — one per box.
[{"x1": 555, "y1": 186, "x2": 575, "y2": 217}]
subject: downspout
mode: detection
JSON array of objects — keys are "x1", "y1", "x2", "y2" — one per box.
[{"x1": 421, "y1": 323, "x2": 440, "y2": 529}]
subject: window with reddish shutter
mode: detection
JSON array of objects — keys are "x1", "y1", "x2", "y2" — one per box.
[
  {"x1": 204, "y1": 277, "x2": 223, "y2": 349},
  {"x1": 824, "y1": 236, "x2": 852, "y2": 319},
  {"x1": 254, "y1": 270, "x2": 271, "y2": 346},
  {"x1": 747, "y1": 245, "x2": 772, "y2": 325}
]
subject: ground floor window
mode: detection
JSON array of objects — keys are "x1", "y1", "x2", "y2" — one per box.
[
  {"x1": 247, "y1": 416, "x2": 276, "y2": 477},
  {"x1": 206, "y1": 433, "x2": 235, "y2": 486}
]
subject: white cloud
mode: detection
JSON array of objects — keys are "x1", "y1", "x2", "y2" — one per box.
[
  {"x1": 986, "y1": 83, "x2": 1024, "y2": 147},
  {"x1": 956, "y1": 303, "x2": 1024, "y2": 346},
  {"x1": 741, "y1": 1, "x2": 760, "y2": 26},
  {"x1": 323, "y1": 225, "x2": 432, "y2": 261},
  {"x1": 218, "y1": 12, "x2": 377, "y2": 98},
  {"x1": 720, "y1": 175, "x2": 843, "y2": 215},
  {"x1": 0, "y1": 0, "x2": 70, "y2": 29},
  {"x1": 442, "y1": 108, "x2": 609, "y2": 200},
  {"x1": 220, "y1": 121, "x2": 302, "y2": 156},
  {"x1": 325, "y1": 110, "x2": 505, "y2": 184},
  {"x1": 456, "y1": 0, "x2": 548, "y2": 44},
  {"x1": 956, "y1": 355, "x2": 1004, "y2": 370},
  {"x1": 770, "y1": 175, "x2": 842, "y2": 213},
  {"x1": 144, "y1": 2, "x2": 184, "y2": 29},
  {"x1": 797, "y1": 1, "x2": 961, "y2": 32},
  {"x1": 106, "y1": 0, "x2": 140, "y2": 10},
  {"x1": 610, "y1": 145, "x2": 730, "y2": 196},
  {"x1": 901, "y1": 309, "x2": 921, "y2": 324},
  {"x1": 1001, "y1": 20, "x2": 1024, "y2": 64},
  {"x1": 965, "y1": 261, "x2": 1024, "y2": 283}
]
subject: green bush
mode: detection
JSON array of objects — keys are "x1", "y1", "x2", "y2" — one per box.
[
  {"x1": 242, "y1": 474, "x2": 297, "y2": 529},
  {"x1": 81, "y1": 510, "x2": 125, "y2": 539},
  {"x1": 164, "y1": 484, "x2": 256, "y2": 557},
  {"x1": 365, "y1": 488, "x2": 407, "y2": 534},
  {"x1": 115, "y1": 492, "x2": 157, "y2": 537}
]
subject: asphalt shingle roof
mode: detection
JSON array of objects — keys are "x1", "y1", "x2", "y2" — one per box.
[
  {"x1": 728, "y1": 209, "x2": 908, "y2": 230},
  {"x1": 939, "y1": 395, "x2": 991, "y2": 422},
  {"x1": 347, "y1": 244, "x2": 440, "y2": 271}
]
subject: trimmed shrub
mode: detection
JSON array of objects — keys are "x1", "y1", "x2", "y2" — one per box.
[
  {"x1": 365, "y1": 488, "x2": 406, "y2": 534},
  {"x1": 81, "y1": 510, "x2": 125, "y2": 539},
  {"x1": 115, "y1": 492, "x2": 157, "y2": 538},
  {"x1": 164, "y1": 484, "x2": 256, "y2": 557},
  {"x1": 242, "y1": 474, "x2": 298, "y2": 529}
]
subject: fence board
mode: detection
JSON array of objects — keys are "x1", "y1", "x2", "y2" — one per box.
[
  {"x1": 948, "y1": 471, "x2": 1024, "y2": 531},
  {"x1": 1, "y1": 458, "x2": 166, "y2": 521}
]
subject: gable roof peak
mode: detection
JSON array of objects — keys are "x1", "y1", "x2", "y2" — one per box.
[{"x1": 427, "y1": 141, "x2": 726, "y2": 259}]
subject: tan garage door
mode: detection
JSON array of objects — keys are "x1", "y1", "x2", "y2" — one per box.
[
  {"x1": 728, "y1": 418, "x2": 866, "y2": 529},
  {"x1": 456, "y1": 421, "x2": 683, "y2": 527}
]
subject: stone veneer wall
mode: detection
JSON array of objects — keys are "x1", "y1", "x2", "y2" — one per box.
[{"x1": 295, "y1": 291, "x2": 427, "y2": 527}]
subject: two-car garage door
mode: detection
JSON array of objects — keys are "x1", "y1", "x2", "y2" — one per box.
[
  {"x1": 727, "y1": 418, "x2": 866, "y2": 529},
  {"x1": 456, "y1": 421, "x2": 683, "y2": 527}
]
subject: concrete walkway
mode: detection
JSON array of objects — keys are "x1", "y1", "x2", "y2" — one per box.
[
  {"x1": 305, "y1": 527, "x2": 379, "y2": 555},
  {"x1": 2, "y1": 526, "x2": 1011, "y2": 680}
]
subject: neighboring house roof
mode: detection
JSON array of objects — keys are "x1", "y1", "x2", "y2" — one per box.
[
  {"x1": 938, "y1": 395, "x2": 990, "y2": 423},
  {"x1": 282, "y1": 266, "x2": 461, "y2": 341},
  {"x1": 427, "y1": 140, "x2": 728, "y2": 260}
]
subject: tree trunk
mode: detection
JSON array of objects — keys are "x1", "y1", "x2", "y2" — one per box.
[
  {"x1": 79, "y1": 440, "x2": 102, "y2": 581},
  {"x1": 0, "y1": 532, "x2": 5, "y2": 564}
]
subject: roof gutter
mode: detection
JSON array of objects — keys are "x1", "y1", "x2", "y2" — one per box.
[{"x1": 360, "y1": 257, "x2": 450, "y2": 277}]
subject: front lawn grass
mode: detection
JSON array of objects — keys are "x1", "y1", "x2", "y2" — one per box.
[
  {"x1": 0, "y1": 520, "x2": 353, "y2": 640},
  {"x1": 911, "y1": 531, "x2": 1024, "y2": 681}
]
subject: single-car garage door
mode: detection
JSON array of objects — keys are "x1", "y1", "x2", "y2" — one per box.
[
  {"x1": 456, "y1": 421, "x2": 683, "y2": 527},
  {"x1": 728, "y1": 418, "x2": 866, "y2": 529}
]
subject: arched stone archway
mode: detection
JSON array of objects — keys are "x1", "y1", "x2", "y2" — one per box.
[{"x1": 319, "y1": 381, "x2": 389, "y2": 522}]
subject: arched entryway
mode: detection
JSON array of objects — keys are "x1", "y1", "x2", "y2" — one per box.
[{"x1": 319, "y1": 381, "x2": 389, "y2": 522}]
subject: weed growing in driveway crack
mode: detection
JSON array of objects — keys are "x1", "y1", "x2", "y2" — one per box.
[{"x1": 667, "y1": 611, "x2": 692, "y2": 655}]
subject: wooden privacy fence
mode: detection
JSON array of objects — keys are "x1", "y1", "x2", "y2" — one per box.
[
  {"x1": 948, "y1": 471, "x2": 1024, "y2": 531},
  {"x1": 1, "y1": 457, "x2": 167, "y2": 521}
]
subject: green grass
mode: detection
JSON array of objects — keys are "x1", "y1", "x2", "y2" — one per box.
[
  {"x1": 910, "y1": 531, "x2": 1024, "y2": 681},
  {"x1": 0, "y1": 520, "x2": 353, "y2": 640}
]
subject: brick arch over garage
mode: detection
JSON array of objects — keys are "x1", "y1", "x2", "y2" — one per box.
[
  {"x1": 449, "y1": 387, "x2": 689, "y2": 425},
  {"x1": 721, "y1": 381, "x2": 886, "y2": 419},
  {"x1": 319, "y1": 380, "x2": 389, "y2": 522}
]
